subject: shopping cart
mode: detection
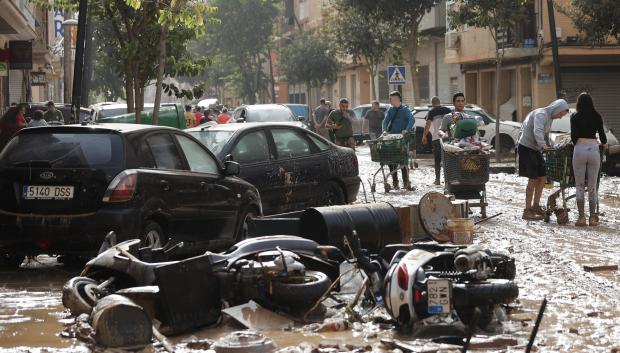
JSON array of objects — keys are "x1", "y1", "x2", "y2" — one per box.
[
  {"x1": 441, "y1": 140, "x2": 490, "y2": 217},
  {"x1": 368, "y1": 132, "x2": 416, "y2": 193},
  {"x1": 543, "y1": 144, "x2": 574, "y2": 224}
]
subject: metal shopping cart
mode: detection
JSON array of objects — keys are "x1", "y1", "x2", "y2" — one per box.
[
  {"x1": 368, "y1": 132, "x2": 416, "y2": 193},
  {"x1": 441, "y1": 140, "x2": 490, "y2": 217},
  {"x1": 543, "y1": 144, "x2": 574, "y2": 224}
]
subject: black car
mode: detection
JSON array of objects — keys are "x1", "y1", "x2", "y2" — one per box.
[
  {"x1": 186, "y1": 122, "x2": 361, "y2": 215},
  {"x1": 0, "y1": 124, "x2": 261, "y2": 266}
]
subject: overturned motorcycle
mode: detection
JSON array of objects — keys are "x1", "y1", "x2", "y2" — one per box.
[
  {"x1": 382, "y1": 243, "x2": 518, "y2": 336},
  {"x1": 62, "y1": 234, "x2": 341, "y2": 333}
]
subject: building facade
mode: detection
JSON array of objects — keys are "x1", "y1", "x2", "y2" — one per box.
[{"x1": 445, "y1": 0, "x2": 620, "y2": 133}]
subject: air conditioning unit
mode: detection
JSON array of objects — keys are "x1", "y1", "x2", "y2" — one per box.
[{"x1": 445, "y1": 32, "x2": 460, "y2": 49}]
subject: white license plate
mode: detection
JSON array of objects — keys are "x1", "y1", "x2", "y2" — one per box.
[
  {"x1": 22, "y1": 185, "x2": 74, "y2": 200},
  {"x1": 427, "y1": 279, "x2": 452, "y2": 314}
]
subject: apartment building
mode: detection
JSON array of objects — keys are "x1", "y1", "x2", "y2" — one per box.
[
  {"x1": 445, "y1": 0, "x2": 620, "y2": 133},
  {"x1": 0, "y1": 1, "x2": 60, "y2": 112}
]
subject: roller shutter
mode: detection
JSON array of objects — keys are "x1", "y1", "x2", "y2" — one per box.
[{"x1": 561, "y1": 67, "x2": 620, "y2": 134}]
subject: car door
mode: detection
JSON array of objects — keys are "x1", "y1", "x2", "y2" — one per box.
[
  {"x1": 173, "y1": 133, "x2": 240, "y2": 244},
  {"x1": 269, "y1": 128, "x2": 315, "y2": 211},
  {"x1": 229, "y1": 129, "x2": 275, "y2": 212},
  {"x1": 304, "y1": 131, "x2": 333, "y2": 206},
  {"x1": 143, "y1": 132, "x2": 196, "y2": 239}
]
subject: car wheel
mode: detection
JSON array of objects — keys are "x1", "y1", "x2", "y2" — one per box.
[
  {"x1": 321, "y1": 181, "x2": 345, "y2": 206},
  {"x1": 0, "y1": 254, "x2": 23, "y2": 268},
  {"x1": 237, "y1": 206, "x2": 259, "y2": 242},
  {"x1": 141, "y1": 221, "x2": 166, "y2": 249},
  {"x1": 62, "y1": 276, "x2": 101, "y2": 315}
]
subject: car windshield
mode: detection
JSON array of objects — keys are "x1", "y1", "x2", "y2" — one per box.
[
  {"x1": 248, "y1": 107, "x2": 293, "y2": 122},
  {"x1": 188, "y1": 130, "x2": 235, "y2": 155},
  {"x1": 0, "y1": 132, "x2": 124, "y2": 170}
]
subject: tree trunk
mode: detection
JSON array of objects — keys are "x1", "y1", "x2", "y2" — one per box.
[
  {"x1": 152, "y1": 3, "x2": 166, "y2": 126},
  {"x1": 306, "y1": 82, "x2": 312, "y2": 109},
  {"x1": 407, "y1": 27, "x2": 420, "y2": 106},
  {"x1": 125, "y1": 75, "x2": 134, "y2": 114},
  {"x1": 368, "y1": 64, "x2": 376, "y2": 101},
  {"x1": 494, "y1": 46, "x2": 502, "y2": 163},
  {"x1": 134, "y1": 78, "x2": 143, "y2": 124}
]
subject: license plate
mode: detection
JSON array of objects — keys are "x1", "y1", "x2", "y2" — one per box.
[
  {"x1": 427, "y1": 279, "x2": 452, "y2": 314},
  {"x1": 22, "y1": 185, "x2": 74, "y2": 200}
]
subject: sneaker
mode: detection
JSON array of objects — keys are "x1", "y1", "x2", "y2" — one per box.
[
  {"x1": 404, "y1": 182, "x2": 414, "y2": 191},
  {"x1": 575, "y1": 216, "x2": 587, "y2": 227},
  {"x1": 531, "y1": 205, "x2": 546, "y2": 217},
  {"x1": 522, "y1": 208, "x2": 543, "y2": 221},
  {"x1": 392, "y1": 181, "x2": 400, "y2": 190},
  {"x1": 434, "y1": 179, "x2": 441, "y2": 186},
  {"x1": 589, "y1": 214, "x2": 599, "y2": 227}
]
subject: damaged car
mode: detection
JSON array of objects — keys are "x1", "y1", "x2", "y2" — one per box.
[
  {"x1": 186, "y1": 122, "x2": 361, "y2": 215},
  {"x1": 0, "y1": 124, "x2": 262, "y2": 266}
]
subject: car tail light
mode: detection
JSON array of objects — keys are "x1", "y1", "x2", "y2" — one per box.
[
  {"x1": 35, "y1": 240, "x2": 50, "y2": 249},
  {"x1": 397, "y1": 263, "x2": 409, "y2": 290},
  {"x1": 103, "y1": 170, "x2": 137, "y2": 203}
]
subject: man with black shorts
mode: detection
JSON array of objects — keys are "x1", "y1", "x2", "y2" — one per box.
[{"x1": 517, "y1": 99, "x2": 569, "y2": 220}]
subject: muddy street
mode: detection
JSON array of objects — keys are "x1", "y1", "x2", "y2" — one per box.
[{"x1": 0, "y1": 145, "x2": 619, "y2": 352}]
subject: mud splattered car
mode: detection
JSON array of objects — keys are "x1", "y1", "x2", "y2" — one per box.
[{"x1": 187, "y1": 122, "x2": 360, "y2": 215}]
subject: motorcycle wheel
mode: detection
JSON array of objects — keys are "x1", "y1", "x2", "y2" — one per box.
[
  {"x1": 268, "y1": 271, "x2": 331, "y2": 310},
  {"x1": 453, "y1": 279, "x2": 519, "y2": 308},
  {"x1": 62, "y1": 276, "x2": 101, "y2": 315}
]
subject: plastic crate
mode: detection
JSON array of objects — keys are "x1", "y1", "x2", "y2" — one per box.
[
  {"x1": 368, "y1": 134, "x2": 415, "y2": 165},
  {"x1": 442, "y1": 149, "x2": 490, "y2": 187},
  {"x1": 545, "y1": 145, "x2": 574, "y2": 187}
]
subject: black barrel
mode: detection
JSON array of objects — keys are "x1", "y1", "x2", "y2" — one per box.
[{"x1": 299, "y1": 202, "x2": 401, "y2": 252}]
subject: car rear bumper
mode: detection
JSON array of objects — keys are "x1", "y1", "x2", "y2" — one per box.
[
  {"x1": 0, "y1": 207, "x2": 141, "y2": 256},
  {"x1": 342, "y1": 176, "x2": 361, "y2": 203}
]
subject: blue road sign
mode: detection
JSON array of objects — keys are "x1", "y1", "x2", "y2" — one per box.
[{"x1": 387, "y1": 65, "x2": 406, "y2": 84}]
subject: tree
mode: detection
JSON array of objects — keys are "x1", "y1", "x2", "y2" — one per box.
[
  {"x1": 278, "y1": 30, "x2": 341, "y2": 108},
  {"x1": 561, "y1": 0, "x2": 620, "y2": 46},
  {"x1": 126, "y1": 0, "x2": 217, "y2": 124},
  {"x1": 449, "y1": 0, "x2": 532, "y2": 161},
  {"x1": 325, "y1": 0, "x2": 405, "y2": 100},
  {"x1": 339, "y1": 0, "x2": 438, "y2": 105},
  {"x1": 205, "y1": 0, "x2": 280, "y2": 104}
]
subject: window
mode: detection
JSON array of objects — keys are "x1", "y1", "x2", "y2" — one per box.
[
  {"x1": 307, "y1": 133, "x2": 330, "y2": 151},
  {"x1": 232, "y1": 131, "x2": 271, "y2": 164},
  {"x1": 146, "y1": 134, "x2": 185, "y2": 170},
  {"x1": 175, "y1": 135, "x2": 220, "y2": 174},
  {"x1": 418, "y1": 65, "x2": 430, "y2": 101},
  {"x1": 271, "y1": 129, "x2": 311, "y2": 159}
]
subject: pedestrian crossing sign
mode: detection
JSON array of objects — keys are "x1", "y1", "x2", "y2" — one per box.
[{"x1": 388, "y1": 66, "x2": 406, "y2": 84}]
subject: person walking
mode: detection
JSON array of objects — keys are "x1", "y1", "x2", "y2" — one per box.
[
  {"x1": 517, "y1": 99, "x2": 570, "y2": 221},
  {"x1": 382, "y1": 91, "x2": 415, "y2": 190},
  {"x1": 195, "y1": 106, "x2": 204, "y2": 125},
  {"x1": 423, "y1": 96, "x2": 452, "y2": 185},
  {"x1": 571, "y1": 93, "x2": 607, "y2": 226},
  {"x1": 364, "y1": 100, "x2": 385, "y2": 140},
  {"x1": 28, "y1": 110, "x2": 48, "y2": 127},
  {"x1": 43, "y1": 101, "x2": 64, "y2": 125},
  {"x1": 217, "y1": 108, "x2": 231, "y2": 124},
  {"x1": 327, "y1": 98, "x2": 356, "y2": 150},
  {"x1": 312, "y1": 98, "x2": 331, "y2": 139}
]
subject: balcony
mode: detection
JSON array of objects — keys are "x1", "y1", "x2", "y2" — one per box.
[{"x1": 419, "y1": 1, "x2": 446, "y2": 35}]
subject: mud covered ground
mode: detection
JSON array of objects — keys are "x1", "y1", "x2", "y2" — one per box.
[{"x1": 0, "y1": 145, "x2": 618, "y2": 352}]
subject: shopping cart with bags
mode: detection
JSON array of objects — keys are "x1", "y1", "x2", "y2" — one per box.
[
  {"x1": 368, "y1": 132, "x2": 416, "y2": 193},
  {"x1": 441, "y1": 140, "x2": 490, "y2": 217}
]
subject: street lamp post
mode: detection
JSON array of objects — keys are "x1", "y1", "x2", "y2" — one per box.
[{"x1": 71, "y1": 0, "x2": 88, "y2": 123}]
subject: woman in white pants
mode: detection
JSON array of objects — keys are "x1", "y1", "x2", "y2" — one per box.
[{"x1": 570, "y1": 93, "x2": 607, "y2": 226}]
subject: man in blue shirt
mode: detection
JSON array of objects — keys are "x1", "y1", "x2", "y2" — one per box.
[{"x1": 382, "y1": 91, "x2": 415, "y2": 190}]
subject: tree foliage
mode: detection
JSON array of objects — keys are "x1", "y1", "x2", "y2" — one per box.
[
  {"x1": 561, "y1": 0, "x2": 620, "y2": 46},
  {"x1": 278, "y1": 30, "x2": 340, "y2": 89},
  {"x1": 204, "y1": 0, "x2": 280, "y2": 104},
  {"x1": 338, "y1": 0, "x2": 438, "y2": 104},
  {"x1": 325, "y1": 0, "x2": 404, "y2": 100}
]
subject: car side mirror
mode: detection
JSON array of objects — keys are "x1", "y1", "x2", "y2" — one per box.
[
  {"x1": 297, "y1": 116, "x2": 305, "y2": 121},
  {"x1": 224, "y1": 153, "x2": 234, "y2": 162},
  {"x1": 224, "y1": 160, "x2": 241, "y2": 176}
]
